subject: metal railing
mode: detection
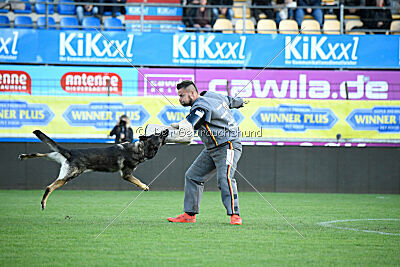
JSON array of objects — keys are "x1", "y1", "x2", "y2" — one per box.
[{"x1": 0, "y1": 1, "x2": 398, "y2": 34}]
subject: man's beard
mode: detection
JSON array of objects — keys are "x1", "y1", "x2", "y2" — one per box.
[{"x1": 182, "y1": 96, "x2": 194, "y2": 107}]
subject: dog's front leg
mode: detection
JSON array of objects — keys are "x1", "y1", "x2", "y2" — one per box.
[{"x1": 122, "y1": 173, "x2": 149, "y2": 191}]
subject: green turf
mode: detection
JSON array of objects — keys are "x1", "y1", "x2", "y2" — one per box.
[{"x1": 0, "y1": 190, "x2": 399, "y2": 266}]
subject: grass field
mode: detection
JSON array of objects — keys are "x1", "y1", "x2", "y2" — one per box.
[{"x1": 1, "y1": 190, "x2": 399, "y2": 266}]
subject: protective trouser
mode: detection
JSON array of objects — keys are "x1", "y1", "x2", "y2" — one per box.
[{"x1": 183, "y1": 141, "x2": 242, "y2": 215}]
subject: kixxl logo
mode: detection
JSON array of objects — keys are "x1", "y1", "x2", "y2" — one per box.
[
  {"x1": 59, "y1": 32, "x2": 134, "y2": 58},
  {"x1": 0, "y1": 31, "x2": 19, "y2": 58},
  {"x1": 285, "y1": 36, "x2": 359, "y2": 62},
  {"x1": 173, "y1": 34, "x2": 246, "y2": 60}
]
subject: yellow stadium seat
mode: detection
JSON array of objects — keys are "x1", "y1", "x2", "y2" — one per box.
[
  {"x1": 235, "y1": 19, "x2": 255, "y2": 33},
  {"x1": 344, "y1": 15, "x2": 361, "y2": 20},
  {"x1": 345, "y1": 19, "x2": 364, "y2": 34},
  {"x1": 322, "y1": 0, "x2": 336, "y2": 5},
  {"x1": 233, "y1": 3, "x2": 251, "y2": 19},
  {"x1": 390, "y1": 20, "x2": 400, "y2": 34},
  {"x1": 301, "y1": 19, "x2": 321, "y2": 34},
  {"x1": 257, "y1": 19, "x2": 277, "y2": 34},
  {"x1": 213, "y1": 19, "x2": 234, "y2": 33},
  {"x1": 323, "y1": 19, "x2": 340, "y2": 34},
  {"x1": 324, "y1": 14, "x2": 337, "y2": 20},
  {"x1": 303, "y1": 15, "x2": 314, "y2": 20},
  {"x1": 279, "y1": 19, "x2": 298, "y2": 34},
  {"x1": 392, "y1": 14, "x2": 400, "y2": 20}
]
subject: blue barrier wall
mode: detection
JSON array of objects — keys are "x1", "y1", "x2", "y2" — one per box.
[{"x1": 0, "y1": 29, "x2": 399, "y2": 68}]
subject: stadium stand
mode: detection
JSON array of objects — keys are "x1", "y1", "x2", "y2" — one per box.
[
  {"x1": 301, "y1": 19, "x2": 321, "y2": 34},
  {"x1": 323, "y1": 19, "x2": 340, "y2": 34},
  {"x1": 213, "y1": 18, "x2": 234, "y2": 33},
  {"x1": 278, "y1": 19, "x2": 298, "y2": 34},
  {"x1": 235, "y1": 18, "x2": 255, "y2": 33},
  {"x1": 324, "y1": 14, "x2": 337, "y2": 20},
  {"x1": 60, "y1": 16, "x2": 80, "y2": 29},
  {"x1": 82, "y1": 16, "x2": 101, "y2": 29},
  {"x1": 0, "y1": 0, "x2": 396, "y2": 33},
  {"x1": 37, "y1": 16, "x2": 56, "y2": 28},
  {"x1": 345, "y1": 19, "x2": 364, "y2": 34},
  {"x1": 0, "y1": 14, "x2": 9, "y2": 27},
  {"x1": 233, "y1": 2, "x2": 251, "y2": 18},
  {"x1": 57, "y1": 0, "x2": 76, "y2": 15},
  {"x1": 35, "y1": 1, "x2": 55, "y2": 14},
  {"x1": 257, "y1": 19, "x2": 277, "y2": 34},
  {"x1": 14, "y1": 15, "x2": 33, "y2": 28},
  {"x1": 390, "y1": 20, "x2": 400, "y2": 34},
  {"x1": 13, "y1": 0, "x2": 32, "y2": 14},
  {"x1": 104, "y1": 17, "x2": 124, "y2": 31},
  {"x1": 0, "y1": 0, "x2": 8, "y2": 13}
]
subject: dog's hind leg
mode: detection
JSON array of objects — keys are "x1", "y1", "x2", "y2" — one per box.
[
  {"x1": 19, "y1": 152, "x2": 65, "y2": 162},
  {"x1": 41, "y1": 179, "x2": 66, "y2": 210},
  {"x1": 41, "y1": 162, "x2": 81, "y2": 210},
  {"x1": 19, "y1": 153, "x2": 50, "y2": 160},
  {"x1": 120, "y1": 169, "x2": 149, "y2": 191}
]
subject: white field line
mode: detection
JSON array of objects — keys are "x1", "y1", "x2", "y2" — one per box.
[{"x1": 318, "y1": 218, "x2": 400, "y2": 236}]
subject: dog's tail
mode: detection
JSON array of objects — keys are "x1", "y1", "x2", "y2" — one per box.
[{"x1": 33, "y1": 130, "x2": 71, "y2": 159}]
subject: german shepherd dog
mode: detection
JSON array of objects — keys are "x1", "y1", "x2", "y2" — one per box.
[{"x1": 18, "y1": 129, "x2": 169, "y2": 210}]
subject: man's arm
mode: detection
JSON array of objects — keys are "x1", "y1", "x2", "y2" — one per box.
[
  {"x1": 185, "y1": 107, "x2": 209, "y2": 130},
  {"x1": 227, "y1": 96, "x2": 245, "y2": 109},
  {"x1": 200, "y1": 91, "x2": 246, "y2": 109}
]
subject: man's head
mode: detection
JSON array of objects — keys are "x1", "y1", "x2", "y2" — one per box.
[
  {"x1": 177, "y1": 80, "x2": 199, "y2": 107},
  {"x1": 119, "y1": 114, "x2": 130, "y2": 126}
]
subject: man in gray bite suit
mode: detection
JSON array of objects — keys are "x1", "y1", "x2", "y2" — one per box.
[{"x1": 167, "y1": 80, "x2": 246, "y2": 225}]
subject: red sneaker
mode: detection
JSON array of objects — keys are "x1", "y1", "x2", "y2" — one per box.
[
  {"x1": 167, "y1": 213, "x2": 196, "y2": 223},
  {"x1": 230, "y1": 215, "x2": 242, "y2": 225}
]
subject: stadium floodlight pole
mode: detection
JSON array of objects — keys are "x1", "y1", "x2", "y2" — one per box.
[
  {"x1": 95, "y1": 157, "x2": 177, "y2": 239},
  {"x1": 229, "y1": 27, "x2": 305, "y2": 106},
  {"x1": 94, "y1": 28, "x2": 177, "y2": 108}
]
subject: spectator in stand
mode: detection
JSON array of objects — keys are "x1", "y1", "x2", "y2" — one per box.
[
  {"x1": 182, "y1": 0, "x2": 200, "y2": 27},
  {"x1": 252, "y1": 0, "x2": 275, "y2": 21},
  {"x1": 187, "y1": 0, "x2": 216, "y2": 31},
  {"x1": 211, "y1": 0, "x2": 234, "y2": 21},
  {"x1": 295, "y1": 0, "x2": 323, "y2": 27},
  {"x1": 99, "y1": 0, "x2": 126, "y2": 17},
  {"x1": 76, "y1": 0, "x2": 99, "y2": 24},
  {"x1": 333, "y1": 0, "x2": 362, "y2": 18},
  {"x1": 275, "y1": 0, "x2": 297, "y2": 24},
  {"x1": 359, "y1": 0, "x2": 392, "y2": 33}
]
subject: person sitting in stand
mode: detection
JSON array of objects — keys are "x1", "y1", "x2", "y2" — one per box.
[
  {"x1": 76, "y1": 0, "x2": 99, "y2": 24},
  {"x1": 210, "y1": 0, "x2": 234, "y2": 21},
  {"x1": 252, "y1": 0, "x2": 275, "y2": 22},
  {"x1": 275, "y1": 0, "x2": 296, "y2": 24},
  {"x1": 295, "y1": 0, "x2": 323, "y2": 27},
  {"x1": 187, "y1": 0, "x2": 216, "y2": 31},
  {"x1": 360, "y1": 0, "x2": 392, "y2": 33}
]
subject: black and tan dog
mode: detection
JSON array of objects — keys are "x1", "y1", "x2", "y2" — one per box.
[{"x1": 18, "y1": 129, "x2": 169, "y2": 210}]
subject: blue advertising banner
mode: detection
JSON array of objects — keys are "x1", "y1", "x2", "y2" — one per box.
[
  {"x1": 0, "y1": 100, "x2": 54, "y2": 128},
  {"x1": 252, "y1": 105, "x2": 338, "y2": 132},
  {"x1": 346, "y1": 107, "x2": 400, "y2": 133},
  {"x1": 63, "y1": 102, "x2": 150, "y2": 129},
  {"x1": 0, "y1": 29, "x2": 398, "y2": 69}
]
